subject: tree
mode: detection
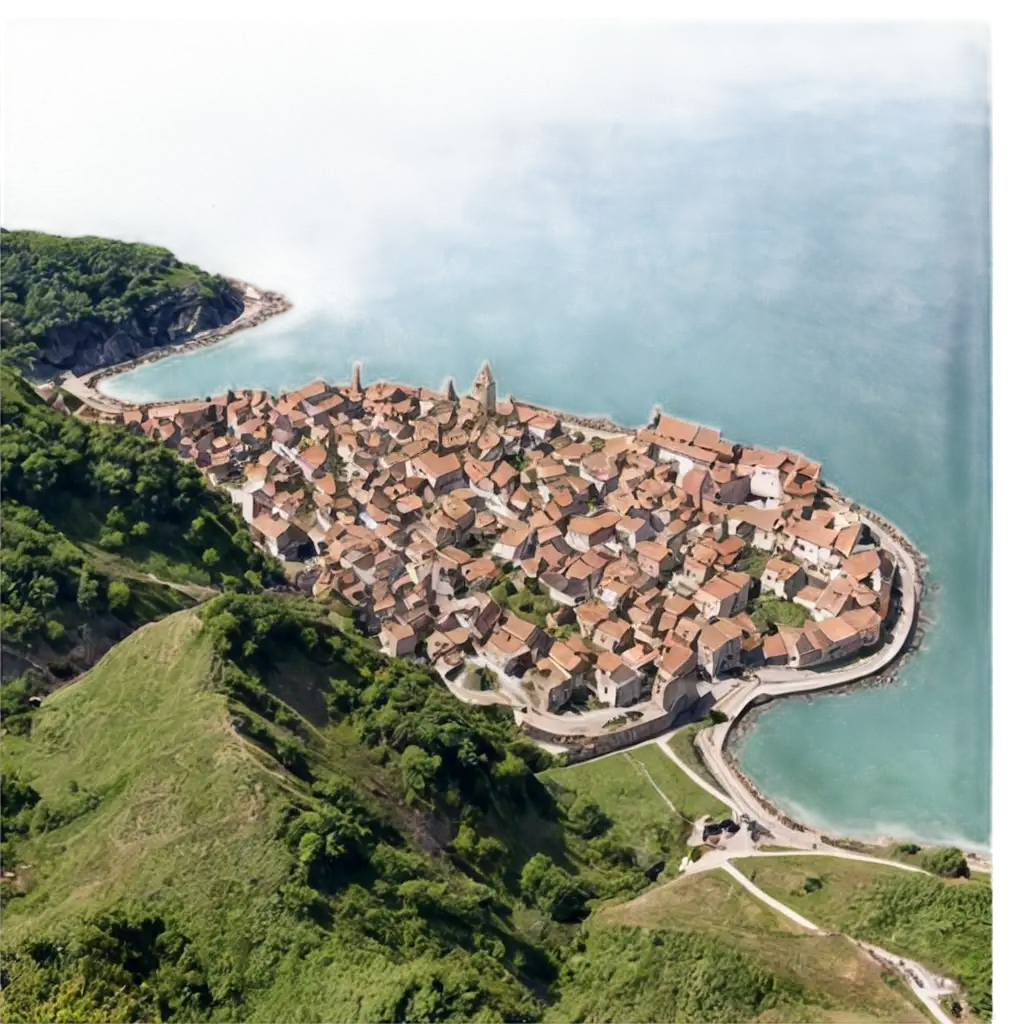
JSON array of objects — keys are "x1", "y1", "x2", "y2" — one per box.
[
  {"x1": 567, "y1": 796, "x2": 611, "y2": 839},
  {"x1": 76, "y1": 570, "x2": 100, "y2": 611},
  {"x1": 202, "y1": 547, "x2": 220, "y2": 568},
  {"x1": 27, "y1": 575, "x2": 58, "y2": 610},
  {"x1": 399, "y1": 745, "x2": 441, "y2": 803},
  {"x1": 519, "y1": 853, "x2": 591, "y2": 922},
  {"x1": 921, "y1": 846, "x2": 970, "y2": 878},
  {"x1": 107, "y1": 580, "x2": 131, "y2": 611}
]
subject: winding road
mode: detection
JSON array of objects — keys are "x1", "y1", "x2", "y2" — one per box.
[{"x1": 692, "y1": 524, "x2": 923, "y2": 847}]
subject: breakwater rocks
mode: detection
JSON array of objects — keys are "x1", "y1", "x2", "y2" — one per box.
[{"x1": 508, "y1": 395, "x2": 638, "y2": 437}]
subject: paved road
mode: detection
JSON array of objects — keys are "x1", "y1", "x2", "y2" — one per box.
[
  {"x1": 690, "y1": 530, "x2": 923, "y2": 848},
  {"x1": 856, "y1": 941, "x2": 958, "y2": 1024}
]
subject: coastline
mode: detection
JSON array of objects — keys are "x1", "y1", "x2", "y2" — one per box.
[
  {"x1": 54, "y1": 338, "x2": 964, "y2": 855},
  {"x1": 60, "y1": 279, "x2": 292, "y2": 410}
]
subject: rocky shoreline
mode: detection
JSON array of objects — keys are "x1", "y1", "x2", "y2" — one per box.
[{"x1": 72, "y1": 280, "x2": 291, "y2": 406}]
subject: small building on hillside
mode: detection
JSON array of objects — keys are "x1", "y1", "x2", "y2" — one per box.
[{"x1": 250, "y1": 515, "x2": 311, "y2": 560}]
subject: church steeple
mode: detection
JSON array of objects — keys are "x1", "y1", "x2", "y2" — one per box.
[
  {"x1": 471, "y1": 362, "x2": 496, "y2": 415},
  {"x1": 351, "y1": 362, "x2": 363, "y2": 393}
]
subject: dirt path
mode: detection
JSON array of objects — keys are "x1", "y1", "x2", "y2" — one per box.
[
  {"x1": 714, "y1": 859, "x2": 957, "y2": 1024},
  {"x1": 655, "y1": 734, "x2": 731, "y2": 807},
  {"x1": 624, "y1": 752, "x2": 687, "y2": 822}
]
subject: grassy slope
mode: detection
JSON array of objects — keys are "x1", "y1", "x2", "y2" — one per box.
[
  {"x1": 667, "y1": 720, "x2": 722, "y2": 790},
  {"x1": 581, "y1": 869, "x2": 929, "y2": 1024},
  {"x1": 3, "y1": 613, "x2": 294, "y2": 951},
  {"x1": 539, "y1": 748, "x2": 710, "y2": 872},
  {"x1": 4, "y1": 611, "x2": 553, "y2": 1022},
  {"x1": 733, "y1": 855, "x2": 992, "y2": 1018}
]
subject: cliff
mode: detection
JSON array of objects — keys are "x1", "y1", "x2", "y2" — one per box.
[
  {"x1": 29, "y1": 282, "x2": 244, "y2": 377},
  {"x1": 0, "y1": 228, "x2": 246, "y2": 379}
]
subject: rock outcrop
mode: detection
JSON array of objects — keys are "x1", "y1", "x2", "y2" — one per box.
[{"x1": 27, "y1": 283, "x2": 245, "y2": 379}]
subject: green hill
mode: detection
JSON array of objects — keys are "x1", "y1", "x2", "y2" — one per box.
[
  {"x1": 0, "y1": 366, "x2": 282, "y2": 720},
  {"x1": 0, "y1": 229, "x2": 244, "y2": 377},
  {"x1": 733, "y1": 855, "x2": 993, "y2": 1020},
  {"x1": 0, "y1": 594, "x2": 955, "y2": 1023}
]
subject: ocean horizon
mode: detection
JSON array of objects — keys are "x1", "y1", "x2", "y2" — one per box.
[{"x1": 6, "y1": 20, "x2": 991, "y2": 847}]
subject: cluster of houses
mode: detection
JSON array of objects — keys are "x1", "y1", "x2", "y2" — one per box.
[{"x1": 114, "y1": 363, "x2": 897, "y2": 716}]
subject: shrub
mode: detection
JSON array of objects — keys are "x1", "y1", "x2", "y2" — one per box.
[
  {"x1": 107, "y1": 579, "x2": 131, "y2": 610},
  {"x1": 519, "y1": 853, "x2": 592, "y2": 922},
  {"x1": 567, "y1": 796, "x2": 611, "y2": 839},
  {"x1": 921, "y1": 846, "x2": 970, "y2": 878}
]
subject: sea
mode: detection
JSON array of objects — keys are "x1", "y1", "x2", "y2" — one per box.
[{"x1": 5, "y1": 22, "x2": 991, "y2": 847}]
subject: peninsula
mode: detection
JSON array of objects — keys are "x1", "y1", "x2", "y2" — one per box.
[
  {"x1": 5, "y1": 241, "x2": 989, "y2": 1021},
  {"x1": 55, "y1": 358, "x2": 930, "y2": 848}
]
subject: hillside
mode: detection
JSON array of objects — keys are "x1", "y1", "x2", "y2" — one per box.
[
  {"x1": 0, "y1": 365, "x2": 282, "y2": 718},
  {"x1": 0, "y1": 229, "x2": 244, "y2": 377},
  {"x1": 733, "y1": 855, "x2": 993, "y2": 1019},
  {"x1": 1, "y1": 595, "x2": 947, "y2": 1023}
]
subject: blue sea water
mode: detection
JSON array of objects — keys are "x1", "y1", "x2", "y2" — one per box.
[{"x1": 9, "y1": 22, "x2": 990, "y2": 846}]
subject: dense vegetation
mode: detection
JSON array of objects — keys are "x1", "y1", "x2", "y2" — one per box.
[
  {"x1": 0, "y1": 229, "x2": 234, "y2": 358},
  {"x1": 0, "y1": 366, "x2": 281, "y2": 653},
  {"x1": 0, "y1": 598, "x2": 935, "y2": 1023}
]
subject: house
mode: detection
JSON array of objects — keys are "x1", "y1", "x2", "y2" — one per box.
[
  {"x1": 548, "y1": 640, "x2": 590, "y2": 687},
  {"x1": 652, "y1": 647, "x2": 699, "y2": 713},
  {"x1": 840, "y1": 606, "x2": 883, "y2": 647},
  {"x1": 530, "y1": 638, "x2": 587, "y2": 711},
  {"x1": 616, "y1": 515, "x2": 656, "y2": 550},
  {"x1": 693, "y1": 572, "x2": 751, "y2": 620},
  {"x1": 634, "y1": 540, "x2": 675, "y2": 579},
  {"x1": 737, "y1": 448, "x2": 788, "y2": 500},
  {"x1": 784, "y1": 519, "x2": 840, "y2": 568},
  {"x1": 503, "y1": 613, "x2": 549, "y2": 658},
  {"x1": 760, "y1": 558, "x2": 807, "y2": 600},
  {"x1": 680, "y1": 543, "x2": 718, "y2": 587},
  {"x1": 296, "y1": 444, "x2": 329, "y2": 481},
  {"x1": 815, "y1": 616, "x2": 862, "y2": 662},
  {"x1": 250, "y1": 515, "x2": 311, "y2": 560},
  {"x1": 530, "y1": 658, "x2": 576, "y2": 710},
  {"x1": 595, "y1": 651, "x2": 645, "y2": 707},
  {"x1": 565, "y1": 511, "x2": 621, "y2": 552},
  {"x1": 411, "y1": 451, "x2": 466, "y2": 495},
  {"x1": 842, "y1": 548, "x2": 890, "y2": 593},
  {"x1": 380, "y1": 620, "x2": 417, "y2": 658},
  {"x1": 810, "y1": 575, "x2": 860, "y2": 621},
  {"x1": 777, "y1": 625, "x2": 822, "y2": 668},
  {"x1": 481, "y1": 629, "x2": 534, "y2": 676},
  {"x1": 592, "y1": 617, "x2": 634, "y2": 654},
  {"x1": 761, "y1": 632, "x2": 789, "y2": 666},
  {"x1": 696, "y1": 619, "x2": 743, "y2": 678},
  {"x1": 540, "y1": 570, "x2": 589, "y2": 607}
]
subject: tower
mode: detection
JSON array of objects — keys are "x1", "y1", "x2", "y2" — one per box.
[
  {"x1": 471, "y1": 362, "x2": 496, "y2": 415},
  {"x1": 351, "y1": 362, "x2": 363, "y2": 393},
  {"x1": 444, "y1": 377, "x2": 458, "y2": 402}
]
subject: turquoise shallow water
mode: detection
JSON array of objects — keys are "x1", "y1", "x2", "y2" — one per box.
[{"x1": 18, "y1": 24, "x2": 990, "y2": 846}]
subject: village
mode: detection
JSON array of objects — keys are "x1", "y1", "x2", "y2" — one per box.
[{"x1": 77, "y1": 363, "x2": 899, "y2": 742}]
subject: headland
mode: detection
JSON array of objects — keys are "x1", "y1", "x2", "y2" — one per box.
[{"x1": 48, "y1": 354, "x2": 938, "y2": 852}]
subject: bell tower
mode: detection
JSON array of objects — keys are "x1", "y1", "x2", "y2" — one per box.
[{"x1": 471, "y1": 362, "x2": 496, "y2": 415}]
